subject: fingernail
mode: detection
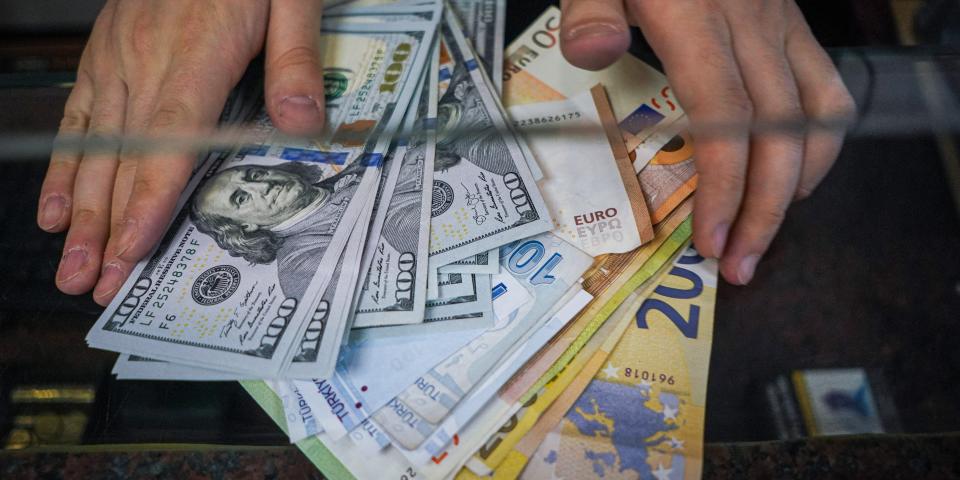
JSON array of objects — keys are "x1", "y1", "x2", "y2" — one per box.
[
  {"x1": 564, "y1": 22, "x2": 624, "y2": 41},
  {"x1": 277, "y1": 95, "x2": 322, "y2": 124},
  {"x1": 711, "y1": 223, "x2": 729, "y2": 258},
  {"x1": 57, "y1": 247, "x2": 89, "y2": 284},
  {"x1": 94, "y1": 263, "x2": 125, "y2": 300},
  {"x1": 737, "y1": 254, "x2": 760, "y2": 285},
  {"x1": 114, "y1": 218, "x2": 138, "y2": 258},
  {"x1": 39, "y1": 195, "x2": 67, "y2": 230}
]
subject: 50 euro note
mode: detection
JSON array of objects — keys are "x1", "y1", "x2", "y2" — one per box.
[
  {"x1": 503, "y1": 5, "x2": 684, "y2": 154},
  {"x1": 509, "y1": 248, "x2": 717, "y2": 480},
  {"x1": 508, "y1": 84, "x2": 654, "y2": 257},
  {"x1": 503, "y1": 5, "x2": 697, "y2": 225}
]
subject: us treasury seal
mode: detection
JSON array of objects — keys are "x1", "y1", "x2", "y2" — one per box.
[
  {"x1": 432, "y1": 180, "x2": 455, "y2": 217},
  {"x1": 192, "y1": 265, "x2": 241, "y2": 306}
]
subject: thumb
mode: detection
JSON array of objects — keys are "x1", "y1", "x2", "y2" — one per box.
[{"x1": 265, "y1": 0, "x2": 326, "y2": 135}]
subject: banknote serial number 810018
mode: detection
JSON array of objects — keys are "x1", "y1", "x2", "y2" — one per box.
[
  {"x1": 511, "y1": 111, "x2": 582, "y2": 128},
  {"x1": 623, "y1": 368, "x2": 675, "y2": 385}
]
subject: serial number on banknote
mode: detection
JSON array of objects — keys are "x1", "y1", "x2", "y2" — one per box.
[
  {"x1": 623, "y1": 367, "x2": 675, "y2": 385},
  {"x1": 511, "y1": 111, "x2": 582, "y2": 127}
]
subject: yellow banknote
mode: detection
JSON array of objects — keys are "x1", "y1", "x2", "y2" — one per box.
[
  {"x1": 463, "y1": 242, "x2": 686, "y2": 478},
  {"x1": 504, "y1": 247, "x2": 718, "y2": 480}
]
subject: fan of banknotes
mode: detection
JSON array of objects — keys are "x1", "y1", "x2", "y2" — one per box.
[{"x1": 85, "y1": 2, "x2": 719, "y2": 479}]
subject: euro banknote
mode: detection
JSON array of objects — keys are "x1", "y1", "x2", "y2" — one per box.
[
  {"x1": 508, "y1": 85, "x2": 653, "y2": 257},
  {"x1": 502, "y1": 6, "x2": 684, "y2": 153},
  {"x1": 461, "y1": 229, "x2": 694, "y2": 476},
  {"x1": 505, "y1": 248, "x2": 717, "y2": 480}
]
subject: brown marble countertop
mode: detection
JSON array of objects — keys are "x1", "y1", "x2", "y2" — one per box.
[{"x1": 2, "y1": 434, "x2": 958, "y2": 479}]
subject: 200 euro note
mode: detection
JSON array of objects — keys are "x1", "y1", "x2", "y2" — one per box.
[
  {"x1": 503, "y1": 5, "x2": 684, "y2": 153},
  {"x1": 428, "y1": 10, "x2": 553, "y2": 267},
  {"x1": 86, "y1": 21, "x2": 436, "y2": 378},
  {"x1": 503, "y1": 248, "x2": 717, "y2": 480}
]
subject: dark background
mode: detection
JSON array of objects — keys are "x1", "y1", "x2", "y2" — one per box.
[{"x1": 1, "y1": 0, "x2": 959, "y2": 449}]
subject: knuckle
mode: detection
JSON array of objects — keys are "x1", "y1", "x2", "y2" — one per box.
[
  {"x1": 746, "y1": 202, "x2": 788, "y2": 228},
  {"x1": 131, "y1": 176, "x2": 177, "y2": 201},
  {"x1": 794, "y1": 184, "x2": 815, "y2": 201},
  {"x1": 702, "y1": 167, "x2": 746, "y2": 193},
  {"x1": 59, "y1": 108, "x2": 90, "y2": 133},
  {"x1": 271, "y1": 45, "x2": 321, "y2": 72},
  {"x1": 149, "y1": 97, "x2": 194, "y2": 130},
  {"x1": 72, "y1": 206, "x2": 104, "y2": 226}
]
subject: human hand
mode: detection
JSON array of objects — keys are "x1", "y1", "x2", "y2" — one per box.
[
  {"x1": 559, "y1": 0, "x2": 855, "y2": 284},
  {"x1": 37, "y1": 0, "x2": 327, "y2": 306}
]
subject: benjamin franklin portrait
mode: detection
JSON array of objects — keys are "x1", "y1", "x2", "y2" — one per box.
[{"x1": 189, "y1": 160, "x2": 365, "y2": 300}]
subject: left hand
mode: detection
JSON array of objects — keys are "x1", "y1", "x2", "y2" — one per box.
[{"x1": 559, "y1": 0, "x2": 855, "y2": 284}]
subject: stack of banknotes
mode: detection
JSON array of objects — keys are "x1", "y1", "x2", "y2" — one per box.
[{"x1": 86, "y1": 2, "x2": 718, "y2": 479}]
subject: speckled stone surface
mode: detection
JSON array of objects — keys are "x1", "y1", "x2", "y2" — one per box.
[{"x1": 2, "y1": 434, "x2": 959, "y2": 479}]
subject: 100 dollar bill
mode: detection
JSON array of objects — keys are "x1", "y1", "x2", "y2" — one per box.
[
  {"x1": 87, "y1": 21, "x2": 436, "y2": 378},
  {"x1": 428, "y1": 10, "x2": 553, "y2": 267}
]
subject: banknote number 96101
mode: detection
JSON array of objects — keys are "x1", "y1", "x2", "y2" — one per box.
[{"x1": 635, "y1": 249, "x2": 704, "y2": 339}]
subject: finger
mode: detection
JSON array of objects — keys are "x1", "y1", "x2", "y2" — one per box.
[
  {"x1": 629, "y1": 2, "x2": 751, "y2": 260},
  {"x1": 719, "y1": 7, "x2": 806, "y2": 285},
  {"x1": 94, "y1": 144, "x2": 138, "y2": 305},
  {"x1": 559, "y1": 0, "x2": 631, "y2": 71},
  {"x1": 56, "y1": 77, "x2": 127, "y2": 294},
  {"x1": 90, "y1": 85, "x2": 157, "y2": 305},
  {"x1": 265, "y1": 0, "x2": 326, "y2": 135},
  {"x1": 109, "y1": 64, "x2": 235, "y2": 267},
  {"x1": 785, "y1": 7, "x2": 855, "y2": 200},
  {"x1": 38, "y1": 69, "x2": 94, "y2": 232}
]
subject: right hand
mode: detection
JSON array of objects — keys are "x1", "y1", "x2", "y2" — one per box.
[{"x1": 37, "y1": 0, "x2": 328, "y2": 306}]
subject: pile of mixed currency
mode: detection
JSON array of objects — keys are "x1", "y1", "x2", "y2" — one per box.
[{"x1": 86, "y1": 1, "x2": 718, "y2": 478}]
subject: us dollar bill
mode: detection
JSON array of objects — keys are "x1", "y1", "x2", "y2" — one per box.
[
  {"x1": 438, "y1": 248, "x2": 499, "y2": 274},
  {"x1": 424, "y1": 273, "x2": 492, "y2": 324},
  {"x1": 447, "y1": 0, "x2": 506, "y2": 92},
  {"x1": 85, "y1": 21, "x2": 436, "y2": 378},
  {"x1": 284, "y1": 189, "x2": 375, "y2": 379},
  {"x1": 353, "y1": 41, "x2": 439, "y2": 328},
  {"x1": 428, "y1": 11, "x2": 552, "y2": 267}
]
